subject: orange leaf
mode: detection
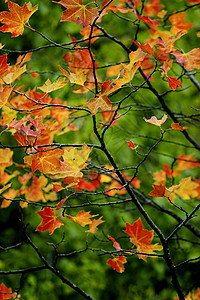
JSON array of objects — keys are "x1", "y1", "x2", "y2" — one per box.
[
  {"x1": 85, "y1": 80, "x2": 114, "y2": 114},
  {"x1": 172, "y1": 49, "x2": 200, "y2": 70},
  {"x1": 0, "y1": 183, "x2": 11, "y2": 194},
  {"x1": 54, "y1": 0, "x2": 98, "y2": 28},
  {"x1": 171, "y1": 123, "x2": 187, "y2": 131},
  {"x1": 0, "y1": 84, "x2": 12, "y2": 108},
  {"x1": 114, "y1": 49, "x2": 146, "y2": 89},
  {"x1": 166, "y1": 76, "x2": 182, "y2": 91},
  {"x1": 56, "y1": 196, "x2": 68, "y2": 210},
  {"x1": 143, "y1": 0, "x2": 164, "y2": 16},
  {"x1": 87, "y1": 216, "x2": 104, "y2": 233},
  {"x1": 36, "y1": 207, "x2": 64, "y2": 235},
  {"x1": 169, "y1": 12, "x2": 193, "y2": 34},
  {"x1": 53, "y1": 183, "x2": 65, "y2": 192},
  {"x1": 143, "y1": 114, "x2": 167, "y2": 126},
  {"x1": 174, "y1": 177, "x2": 199, "y2": 200},
  {"x1": 131, "y1": 40, "x2": 154, "y2": 54},
  {"x1": 0, "y1": 1, "x2": 38, "y2": 37},
  {"x1": 68, "y1": 210, "x2": 98, "y2": 227},
  {"x1": 107, "y1": 256, "x2": 127, "y2": 273},
  {"x1": 124, "y1": 218, "x2": 162, "y2": 261},
  {"x1": 137, "y1": 14, "x2": 160, "y2": 27},
  {"x1": 30, "y1": 148, "x2": 64, "y2": 173},
  {"x1": 85, "y1": 94, "x2": 111, "y2": 115},
  {"x1": 149, "y1": 184, "x2": 166, "y2": 197}
]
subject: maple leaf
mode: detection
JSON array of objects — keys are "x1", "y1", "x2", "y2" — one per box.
[
  {"x1": 0, "y1": 54, "x2": 9, "y2": 78},
  {"x1": 68, "y1": 210, "x2": 98, "y2": 226},
  {"x1": 55, "y1": 196, "x2": 68, "y2": 210},
  {"x1": 143, "y1": 114, "x2": 167, "y2": 126},
  {"x1": 85, "y1": 81, "x2": 114, "y2": 115},
  {"x1": 114, "y1": 49, "x2": 146, "y2": 89},
  {"x1": 62, "y1": 143, "x2": 91, "y2": 173},
  {"x1": 169, "y1": 12, "x2": 193, "y2": 34},
  {"x1": 23, "y1": 175, "x2": 48, "y2": 203},
  {"x1": 87, "y1": 216, "x2": 104, "y2": 233},
  {"x1": 107, "y1": 256, "x2": 127, "y2": 273},
  {"x1": 172, "y1": 49, "x2": 200, "y2": 70},
  {"x1": 59, "y1": 65, "x2": 87, "y2": 86},
  {"x1": 161, "y1": 66, "x2": 182, "y2": 90},
  {"x1": 36, "y1": 207, "x2": 64, "y2": 235},
  {"x1": 54, "y1": 0, "x2": 98, "y2": 28},
  {"x1": 149, "y1": 184, "x2": 166, "y2": 197},
  {"x1": 137, "y1": 14, "x2": 160, "y2": 27},
  {"x1": 124, "y1": 218, "x2": 162, "y2": 261},
  {"x1": 0, "y1": 85, "x2": 12, "y2": 108},
  {"x1": 166, "y1": 76, "x2": 182, "y2": 91},
  {"x1": 26, "y1": 148, "x2": 64, "y2": 174},
  {"x1": 131, "y1": 40, "x2": 154, "y2": 54},
  {"x1": 0, "y1": 1, "x2": 38, "y2": 37},
  {"x1": 0, "y1": 282, "x2": 17, "y2": 300},
  {"x1": 85, "y1": 96, "x2": 112, "y2": 115},
  {"x1": 171, "y1": 123, "x2": 187, "y2": 131},
  {"x1": 38, "y1": 78, "x2": 68, "y2": 93},
  {"x1": 174, "y1": 177, "x2": 199, "y2": 200},
  {"x1": 174, "y1": 154, "x2": 200, "y2": 176}
]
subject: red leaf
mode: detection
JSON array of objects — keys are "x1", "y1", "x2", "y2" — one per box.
[
  {"x1": 36, "y1": 207, "x2": 64, "y2": 235},
  {"x1": 0, "y1": 282, "x2": 17, "y2": 300},
  {"x1": 107, "y1": 256, "x2": 127, "y2": 273},
  {"x1": 56, "y1": 196, "x2": 68, "y2": 210},
  {"x1": 124, "y1": 218, "x2": 162, "y2": 261},
  {"x1": 166, "y1": 76, "x2": 182, "y2": 91},
  {"x1": 149, "y1": 184, "x2": 166, "y2": 197},
  {"x1": 124, "y1": 218, "x2": 154, "y2": 246},
  {"x1": 127, "y1": 140, "x2": 135, "y2": 149}
]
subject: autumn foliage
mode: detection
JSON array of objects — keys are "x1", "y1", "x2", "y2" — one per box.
[{"x1": 0, "y1": 0, "x2": 200, "y2": 299}]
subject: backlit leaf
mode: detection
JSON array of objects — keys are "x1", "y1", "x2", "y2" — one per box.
[
  {"x1": 38, "y1": 78, "x2": 68, "y2": 93},
  {"x1": 68, "y1": 210, "x2": 98, "y2": 226},
  {"x1": 143, "y1": 114, "x2": 167, "y2": 126},
  {"x1": 172, "y1": 49, "x2": 200, "y2": 70},
  {"x1": 36, "y1": 207, "x2": 64, "y2": 235},
  {"x1": 107, "y1": 256, "x2": 127, "y2": 273},
  {"x1": 0, "y1": 1, "x2": 38, "y2": 37},
  {"x1": 124, "y1": 218, "x2": 162, "y2": 261},
  {"x1": 54, "y1": 0, "x2": 98, "y2": 28}
]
